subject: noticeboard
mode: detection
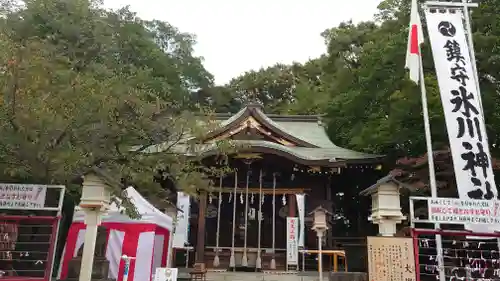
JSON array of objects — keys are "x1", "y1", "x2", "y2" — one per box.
[
  {"x1": 154, "y1": 268, "x2": 178, "y2": 281},
  {"x1": 367, "y1": 236, "x2": 416, "y2": 281},
  {"x1": 0, "y1": 184, "x2": 47, "y2": 209}
]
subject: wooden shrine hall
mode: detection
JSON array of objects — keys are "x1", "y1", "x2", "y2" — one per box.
[{"x1": 172, "y1": 103, "x2": 386, "y2": 272}]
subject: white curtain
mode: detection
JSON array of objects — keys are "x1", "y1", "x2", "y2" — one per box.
[
  {"x1": 152, "y1": 234, "x2": 165, "y2": 269},
  {"x1": 134, "y1": 232, "x2": 155, "y2": 281},
  {"x1": 74, "y1": 229, "x2": 86, "y2": 256},
  {"x1": 106, "y1": 230, "x2": 125, "y2": 279}
]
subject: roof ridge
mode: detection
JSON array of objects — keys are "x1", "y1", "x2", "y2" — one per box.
[
  {"x1": 214, "y1": 113, "x2": 324, "y2": 122},
  {"x1": 268, "y1": 114, "x2": 322, "y2": 122}
]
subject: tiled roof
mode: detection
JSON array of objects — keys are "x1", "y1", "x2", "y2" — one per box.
[
  {"x1": 213, "y1": 105, "x2": 382, "y2": 160},
  {"x1": 143, "y1": 105, "x2": 383, "y2": 163}
]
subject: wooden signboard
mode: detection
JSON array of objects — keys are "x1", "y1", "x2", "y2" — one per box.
[{"x1": 367, "y1": 236, "x2": 416, "y2": 281}]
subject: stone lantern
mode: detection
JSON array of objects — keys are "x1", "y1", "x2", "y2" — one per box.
[
  {"x1": 310, "y1": 206, "x2": 330, "y2": 232},
  {"x1": 78, "y1": 168, "x2": 114, "y2": 281},
  {"x1": 309, "y1": 206, "x2": 331, "y2": 281},
  {"x1": 360, "y1": 174, "x2": 407, "y2": 237}
]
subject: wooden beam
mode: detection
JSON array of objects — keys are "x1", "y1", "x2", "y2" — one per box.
[{"x1": 212, "y1": 187, "x2": 310, "y2": 194}]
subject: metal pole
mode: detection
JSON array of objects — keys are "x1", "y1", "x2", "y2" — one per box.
[
  {"x1": 121, "y1": 255, "x2": 136, "y2": 281},
  {"x1": 48, "y1": 187, "x2": 65, "y2": 279},
  {"x1": 459, "y1": 0, "x2": 494, "y2": 152},
  {"x1": 423, "y1": 2, "x2": 488, "y2": 280},
  {"x1": 417, "y1": 39, "x2": 445, "y2": 281},
  {"x1": 461, "y1": 0, "x2": 481, "y2": 95}
]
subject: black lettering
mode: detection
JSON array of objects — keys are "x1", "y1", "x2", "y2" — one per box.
[
  {"x1": 450, "y1": 63, "x2": 469, "y2": 86},
  {"x1": 456, "y1": 116, "x2": 482, "y2": 141},
  {"x1": 444, "y1": 40, "x2": 465, "y2": 64},
  {"x1": 469, "y1": 177, "x2": 495, "y2": 200},
  {"x1": 461, "y1": 142, "x2": 490, "y2": 178},
  {"x1": 451, "y1": 86, "x2": 479, "y2": 118}
]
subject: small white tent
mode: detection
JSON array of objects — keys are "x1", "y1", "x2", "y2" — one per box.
[{"x1": 58, "y1": 187, "x2": 173, "y2": 281}]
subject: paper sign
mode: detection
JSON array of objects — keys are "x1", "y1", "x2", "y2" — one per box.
[
  {"x1": 0, "y1": 184, "x2": 47, "y2": 209},
  {"x1": 367, "y1": 236, "x2": 416, "y2": 281},
  {"x1": 154, "y1": 268, "x2": 178, "y2": 281}
]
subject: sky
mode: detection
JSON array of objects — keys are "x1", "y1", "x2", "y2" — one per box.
[{"x1": 102, "y1": 0, "x2": 381, "y2": 85}]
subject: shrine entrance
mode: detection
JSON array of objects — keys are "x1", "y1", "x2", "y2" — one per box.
[{"x1": 171, "y1": 104, "x2": 384, "y2": 272}]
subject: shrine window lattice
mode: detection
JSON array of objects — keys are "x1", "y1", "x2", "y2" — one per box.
[
  {"x1": 415, "y1": 231, "x2": 500, "y2": 281},
  {"x1": 0, "y1": 216, "x2": 58, "y2": 279}
]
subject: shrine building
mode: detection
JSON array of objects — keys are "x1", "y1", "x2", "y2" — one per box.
[{"x1": 172, "y1": 103, "x2": 387, "y2": 272}]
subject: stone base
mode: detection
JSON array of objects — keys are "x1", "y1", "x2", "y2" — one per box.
[
  {"x1": 329, "y1": 272, "x2": 367, "y2": 281},
  {"x1": 63, "y1": 257, "x2": 110, "y2": 281}
]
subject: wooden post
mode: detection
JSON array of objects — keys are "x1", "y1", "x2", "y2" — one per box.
[
  {"x1": 230, "y1": 171, "x2": 238, "y2": 270},
  {"x1": 213, "y1": 176, "x2": 223, "y2": 267},
  {"x1": 288, "y1": 194, "x2": 296, "y2": 217},
  {"x1": 242, "y1": 167, "x2": 250, "y2": 267},
  {"x1": 270, "y1": 173, "x2": 276, "y2": 270},
  {"x1": 256, "y1": 170, "x2": 263, "y2": 271},
  {"x1": 196, "y1": 192, "x2": 207, "y2": 264}
]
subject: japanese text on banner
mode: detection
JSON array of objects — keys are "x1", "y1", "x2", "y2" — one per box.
[
  {"x1": 286, "y1": 217, "x2": 299, "y2": 266},
  {"x1": 425, "y1": 11, "x2": 497, "y2": 208}
]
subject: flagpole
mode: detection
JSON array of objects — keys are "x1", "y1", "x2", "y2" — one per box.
[{"x1": 417, "y1": 48, "x2": 446, "y2": 281}]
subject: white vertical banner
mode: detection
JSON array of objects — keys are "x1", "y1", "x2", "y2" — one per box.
[
  {"x1": 425, "y1": 10, "x2": 498, "y2": 232},
  {"x1": 286, "y1": 217, "x2": 299, "y2": 267},
  {"x1": 295, "y1": 194, "x2": 305, "y2": 247},
  {"x1": 172, "y1": 192, "x2": 190, "y2": 248}
]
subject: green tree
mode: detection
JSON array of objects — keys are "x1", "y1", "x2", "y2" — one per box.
[
  {"x1": 198, "y1": 61, "x2": 330, "y2": 115},
  {"x1": 0, "y1": 0, "x2": 225, "y2": 207},
  {"x1": 323, "y1": 0, "x2": 500, "y2": 160}
]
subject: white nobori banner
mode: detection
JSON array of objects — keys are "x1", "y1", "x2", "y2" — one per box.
[
  {"x1": 172, "y1": 192, "x2": 190, "y2": 248},
  {"x1": 425, "y1": 10, "x2": 498, "y2": 232},
  {"x1": 295, "y1": 194, "x2": 305, "y2": 247},
  {"x1": 286, "y1": 217, "x2": 299, "y2": 266}
]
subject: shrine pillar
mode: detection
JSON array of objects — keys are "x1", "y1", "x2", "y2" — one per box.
[
  {"x1": 288, "y1": 194, "x2": 296, "y2": 217},
  {"x1": 196, "y1": 192, "x2": 207, "y2": 263},
  {"x1": 360, "y1": 175, "x2": 406, "y2": 236}
]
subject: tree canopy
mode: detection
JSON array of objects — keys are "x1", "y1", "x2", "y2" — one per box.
[
  {"x1": 0, "y1": 0, "x2": 228, "y2": 208},
  {"x1": 1, "y1": 0, "x2": 499, "y2": 203},
  {"x1": 206, "y1": 0, "x2": 500, "y2": 163}
]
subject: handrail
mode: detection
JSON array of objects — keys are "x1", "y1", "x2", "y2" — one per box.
[{"x1": 300, "y1": 249, "x2": 348, "y2": 272}]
